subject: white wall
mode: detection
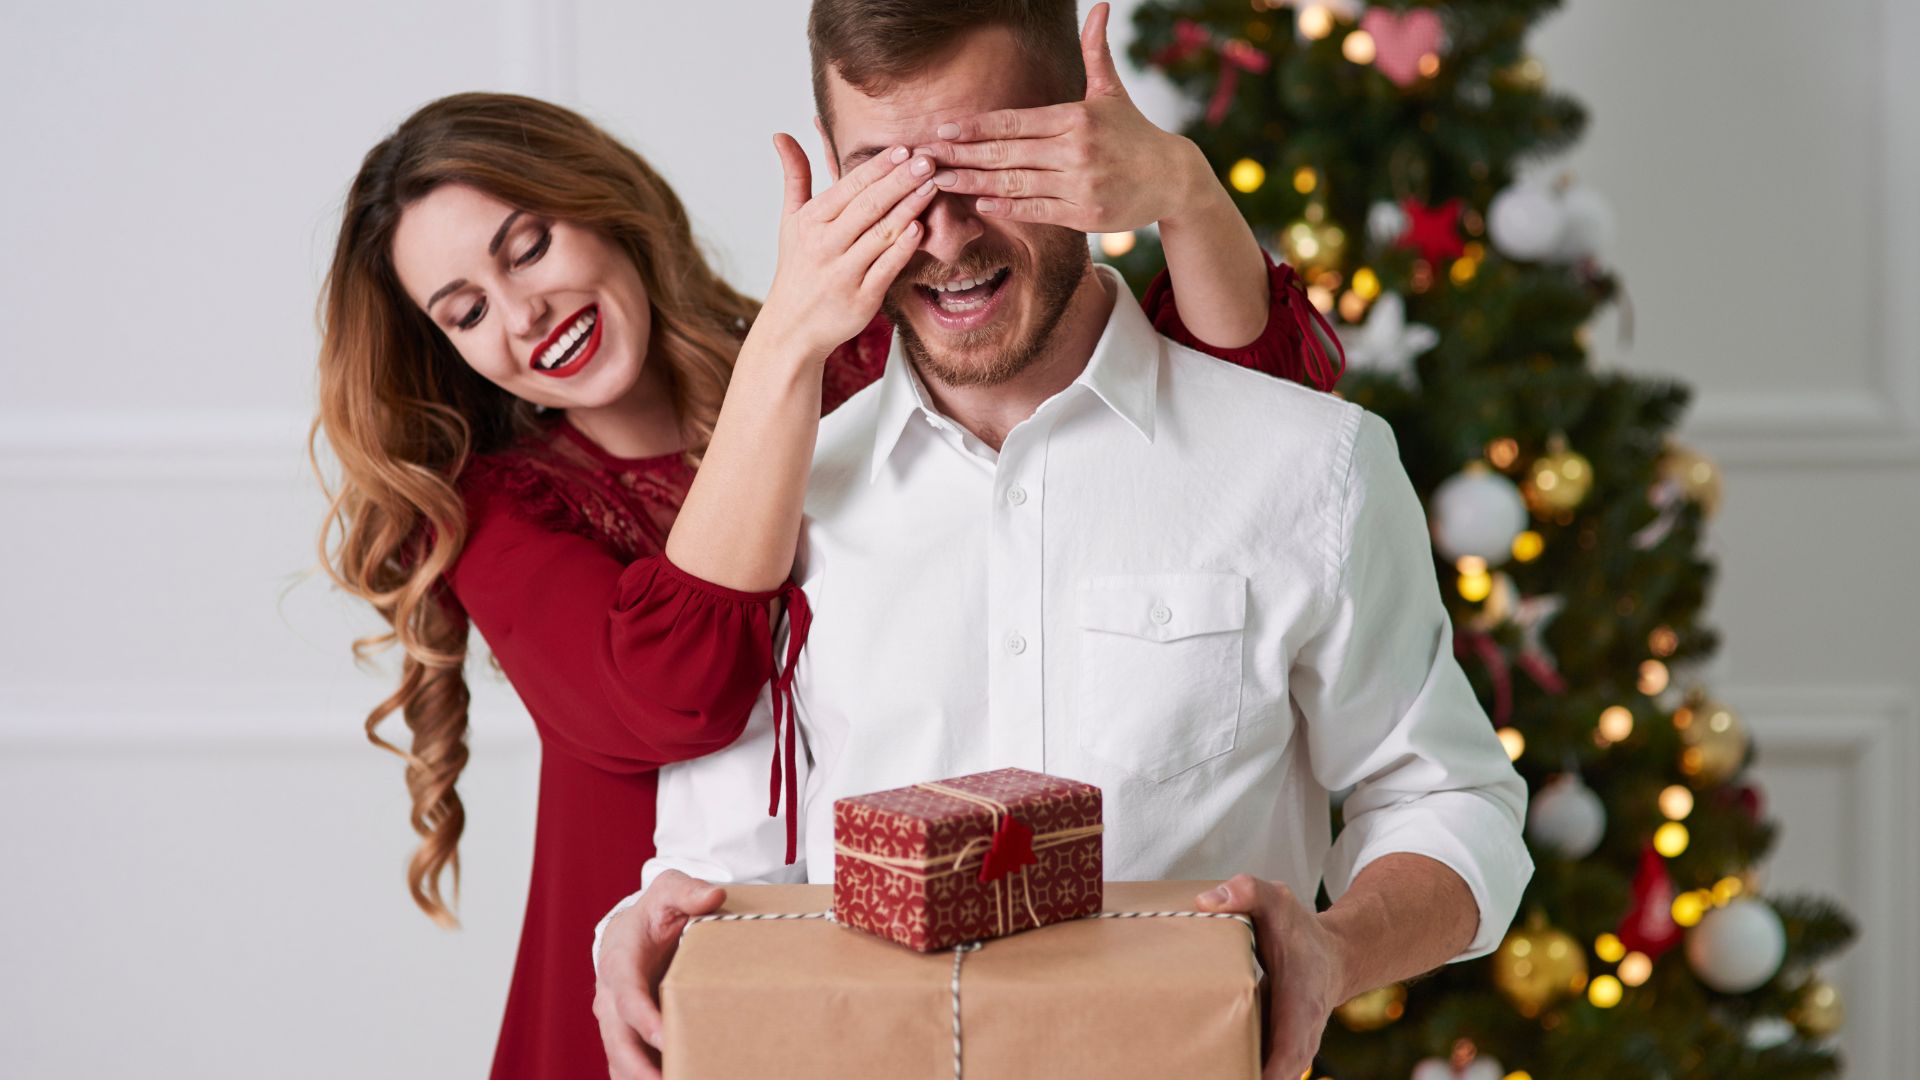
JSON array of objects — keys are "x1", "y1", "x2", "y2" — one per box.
[{"x1": 0, "y1": 1, "x2": 1912, "y2": 1077}]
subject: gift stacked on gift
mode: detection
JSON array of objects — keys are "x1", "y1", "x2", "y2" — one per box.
[{"x1": 658, "y1": 767, "x2": 1266, "y2": 1079}]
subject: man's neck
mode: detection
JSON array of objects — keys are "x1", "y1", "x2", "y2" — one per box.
[{"x1": 915, "y1": 268, "x2": 1115, "y2": 453}]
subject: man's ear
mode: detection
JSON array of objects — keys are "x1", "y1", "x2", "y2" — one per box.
[{"x1": 813, "y1": 115, "x2": 841, "y2": 181}]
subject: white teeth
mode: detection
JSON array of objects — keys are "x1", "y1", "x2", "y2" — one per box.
[
  {"x1": 929, "y1": 268, "x2": 1006, "y2": 293},
  {"x1": 536, "y1": 310, "x2": 598, "y2": 370}
]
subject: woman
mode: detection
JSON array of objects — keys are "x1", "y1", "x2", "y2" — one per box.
[{"x1": 312, "y1": 87, "x2": 1338, "y2": 1077}]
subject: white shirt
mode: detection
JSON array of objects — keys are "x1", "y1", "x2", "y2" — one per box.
[{"x1": 599, "y1": 267, "x2": 1531, "y2": 969}]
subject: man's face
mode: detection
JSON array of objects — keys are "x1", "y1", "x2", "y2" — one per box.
[{"x1": 821, "y1": 27, "x2": 1091, "y2": 388}]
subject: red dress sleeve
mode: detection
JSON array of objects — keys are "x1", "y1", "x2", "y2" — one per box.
[
  {"x1": 445, "y1": 473, "x2": 787, "y2": 774},
  {"x1": 1140, "y1": 251, "x2": 1347, "y2": 391}
]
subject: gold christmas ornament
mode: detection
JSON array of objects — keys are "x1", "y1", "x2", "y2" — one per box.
[
  {"x1": 1791, "y1": 977, "x2": 1846, "y2": 1039},
  {"x1": 1524, "y1": 437, "x2": 1594, "y2": 516},
  {"x1": 1493, "y1": 919, "x2": 1588, "y2": 1016},
  {"x1": 1495, "y1": 56, "x2": 1547, "y2": 92},
  {"x1": 1335, "y1": 982, "x2": 1407, "y2": 1031},
  {"x1": 1676, "y1": 699, "x2": 1748, "y2": 783},
  {"x1": 1660, "y1": 443, "x2": 1723, "y2": 517},
  {"x1": 1280, "y1": 215, "x2": 1348, "y2": 275}
]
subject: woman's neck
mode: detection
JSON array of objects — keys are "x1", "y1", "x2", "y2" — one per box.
[{"x1": 562, "y1": 354, "x2": 682, "y2": 459}]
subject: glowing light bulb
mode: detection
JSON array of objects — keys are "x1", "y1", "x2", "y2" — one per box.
[
  {"x1": 1597, "y1": 705, "x2": 1634, "y2": 744},
  {"x1": 1298, "y1": 4, "x2": 1334, "y2": 40},
  {"x1": 1098, "y1": 231, "x2": 1137, "y2": 257},
  {"x1": 1511, "y1": 530, "x2": 1544, "y2": 562},
  {"x1": 1588, "y1": 974, "x2": 1623, "y2": 1008},
  {"x1": 1351, "y1": 266, "x2": 1380, "y2": 300},
  {"x1": 1594, "y1": 933, "x2": 1625, "y2": 963},
  {"x1": 1496, "y1": 727, "x2": 1525, "y2": 761},
  {"x1": 1653, "y1": 821, "x2": 1690, "y2": 857},
  {"x1": 1229, "y1": 158, "x2": 1266, "y2": 193},
  {"x1": 1343, "y1": 30, "x2": 1376, "y2": 65},
  {"x1": 1638, "y1": 659, "x2": 1670, "y2": 695},
  {"x1": 1672, "y1": 890, "x2": 1708, "y2": 927},
  {"x1": 1659, "y1": 785, "x2": 1694, "y2": 820},
  {"x1": 1618, "y1": 952, "x2": 1652, "y2": 987}
]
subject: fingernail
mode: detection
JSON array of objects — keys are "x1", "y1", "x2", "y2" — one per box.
[
  {"x1": 932, "y1": 170, "x2": 956, "y2": 187},
  {"x1": 916, "y1": 179, "x2": 935, "y2": 196},
  {"x1": 976, "y1": 198, "x2": 999, "y2": 213},
  {"x1": 889, "y1": 146, "x2": 909, "y2": 163},
  {"x1": 1211, "y1": 885, "x2": 1232, "y2": 902},
  {"x1": 911, "y1": 157, "x2": 932, "y2": 176},
  {"x1": 936, "y1": 123, "x2": 960, "y2": 140}
]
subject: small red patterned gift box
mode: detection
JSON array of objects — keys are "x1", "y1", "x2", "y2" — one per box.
[{"x1": 832, "y1": 767, "x2": 1104, "y2": 952}]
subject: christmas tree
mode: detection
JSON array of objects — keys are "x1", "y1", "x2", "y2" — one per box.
[{"x1": 1108, "y1": 3, "x2": 1857, "y2": 1077}]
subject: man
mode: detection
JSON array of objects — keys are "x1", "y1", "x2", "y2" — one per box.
[{"x1": 596, "y1": 3, "x2": 1531, "y2": 1077}]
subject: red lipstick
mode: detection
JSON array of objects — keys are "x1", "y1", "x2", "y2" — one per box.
[{"x1": 530, "y1": 304, "x2": 603, "y2": 379}]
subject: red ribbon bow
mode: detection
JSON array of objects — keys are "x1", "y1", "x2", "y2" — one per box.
[
  {"x1": 1152, "y1": 19, "x2": 1270, "y2": 127},
  {"x1": 978, "y1": 813, "x2": 1038, "y2": 885},
  {"x1": 767, "y1": 581, "x2": 813, "y2": 866}
]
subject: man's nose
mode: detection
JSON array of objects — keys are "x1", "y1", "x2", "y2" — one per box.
[{"x1": 917, "y1": 192, "x2": 984, "y2": 268}]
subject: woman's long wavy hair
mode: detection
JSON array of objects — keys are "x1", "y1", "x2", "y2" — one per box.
[{"x1": 310, "y1": 92, "x2": 759, "y2": 928}]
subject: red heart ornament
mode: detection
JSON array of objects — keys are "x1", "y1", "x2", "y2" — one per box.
[
  {"x1": 978, "y1": 814, "x2": 1037, "y2": 884},
  {"x1": 1360, "y1": 8, "x2": 1444, "y2": 87}
]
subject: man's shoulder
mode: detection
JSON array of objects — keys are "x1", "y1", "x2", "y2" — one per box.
[{"x1": 1158, "y1": 337, "x2": 1366, "y2": 468}]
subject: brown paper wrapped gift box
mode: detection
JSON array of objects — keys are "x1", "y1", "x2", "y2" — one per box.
[{"x1": 660, "y1": 880, "x2": 1264, "y2": 1079}]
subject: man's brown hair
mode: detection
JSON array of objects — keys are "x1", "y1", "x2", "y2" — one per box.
[{"x1": 808, "y1": 0, "x2": 1086, "y2": 138}]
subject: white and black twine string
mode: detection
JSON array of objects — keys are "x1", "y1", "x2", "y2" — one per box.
[{"x1": 680, "y1": 908, "x2": 1255, "y2": 1079}]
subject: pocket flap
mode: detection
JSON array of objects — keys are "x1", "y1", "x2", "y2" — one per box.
[{"x1": 1076, "y1": 572, "x2": 1248, "y2": 643}]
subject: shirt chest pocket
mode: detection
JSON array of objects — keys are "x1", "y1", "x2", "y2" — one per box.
[{"x1": 1072, "y1": 572, "x2": 1247, "y2": 782}]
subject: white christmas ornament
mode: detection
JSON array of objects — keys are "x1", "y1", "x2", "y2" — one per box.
[
  {"x1": 1334, "y1": 292, "x2": 1438, "y2": 383},
  {"x1": 1554, "y1": 184, "x2": 1615, "y2": 261},
  {"x1": 1430, "y1": 465, "x2": 1528, "y2": 564},
  {"x1": 1411, "y1": 1056, "x2": 1504, "y2": 1080},
  {"x1": 1488, "y1": 181, "x2": 1565, "y2": 260},
  {"x1": 1527, "y1": 773, "x2": 1607, "y2": 858},
  {"x1": 1368, "y1": 199, "x2": 1410, "y2": 246},
  {"x1": 1686, "y1": 898, "x2": 1786, "y2": 993}
]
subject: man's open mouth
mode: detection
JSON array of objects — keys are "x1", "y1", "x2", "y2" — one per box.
[{"x1": 914, "y1": 267, "x2": 1012, "y2": 331}]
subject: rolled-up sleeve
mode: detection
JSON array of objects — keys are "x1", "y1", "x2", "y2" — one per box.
[{"x1": 1289, "y1": 410, "x2": 1533, "y2": 961}]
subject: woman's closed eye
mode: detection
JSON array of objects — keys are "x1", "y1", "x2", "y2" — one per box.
[{"x1": 452, "y1": 228, "x2": 552, "y2": 332}]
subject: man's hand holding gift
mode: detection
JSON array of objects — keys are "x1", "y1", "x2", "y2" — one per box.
[
  {"x1": 593, "y1": 870, "x2": 726, "y2": 1080},
  {"x1": 1197, "y1": 855, "x2": 1482, "y2": 1080}
]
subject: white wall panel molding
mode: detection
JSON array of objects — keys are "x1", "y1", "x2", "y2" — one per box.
[
  {"x1": 500, "y1": 0, "x2": 579, "y2": 102},
  {"x1": 1680, "y1": 0, "x2": 1919, "y2": 470},
  {"x1": 1729, "y1": 683, "x2": 1918, "y2": 1080},
  {"x1": 0, "y1": 408, "x2": 315, "y2": 483},
  {"x1": 0, "y1": 680, "x2": 539, "y2": 750}
]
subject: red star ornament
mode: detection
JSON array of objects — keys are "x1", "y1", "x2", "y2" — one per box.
[
  {"x1": 978, "y1": 813, "x2": 1037, "y2": 884},
  {"x1": 1397, "y1": 196, "x2": 1466, "y2": 264},
  {"x1": 1616, "y1": 844, "x2": 1683, "y2": 959}
]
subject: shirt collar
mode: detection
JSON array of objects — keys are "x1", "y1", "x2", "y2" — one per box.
[{"x1": 869, "y1": 263, "x2": 1160, "y2": 482}]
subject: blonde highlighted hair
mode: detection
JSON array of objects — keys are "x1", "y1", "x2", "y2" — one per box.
[{"x1": 310, "y1": 93, "x2": 758, "y2": 927}]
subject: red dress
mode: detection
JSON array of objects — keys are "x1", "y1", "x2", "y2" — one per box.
[{"x1": 445, "y1": 260, "x2": 1342, "y2": 1079}]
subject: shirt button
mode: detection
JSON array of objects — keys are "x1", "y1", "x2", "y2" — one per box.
[
  {"x1": 1150, "y1": 604, "x2": 1172, "y2": 626},
  {"x1": 1005, "y1": 484, "x2": 1028, "y2": 507},
  {"x1": 1005, "y1": 632, "x2": 1028, "y2": 655}
]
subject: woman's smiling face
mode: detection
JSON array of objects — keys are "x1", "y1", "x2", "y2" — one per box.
[{"x1": 390, "y1": 182, "x2": 653, "y2": 409}]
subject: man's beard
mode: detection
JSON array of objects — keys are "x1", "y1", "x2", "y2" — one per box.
[{"x1": 883, "y1": 228, "x2": 1092, "y2": 389}]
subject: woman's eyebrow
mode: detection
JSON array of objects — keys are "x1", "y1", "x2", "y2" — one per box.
[
  {"x1": 425, "y1": 210, "x2": 528, "y2": 312},
  {"x1": 487, "y1": 210, "x2": 525, "y2": 256}
]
